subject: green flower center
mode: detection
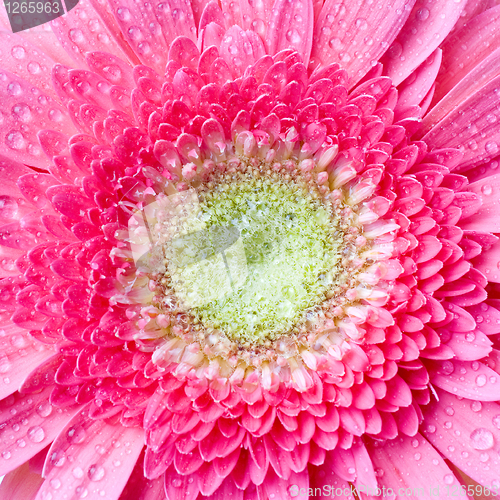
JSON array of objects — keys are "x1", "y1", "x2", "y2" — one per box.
[{"x1": 165, "y1": 177, "x2": 342, "y2": 344}]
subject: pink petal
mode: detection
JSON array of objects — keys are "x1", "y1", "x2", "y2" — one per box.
[
  {"x1": 365, "y1": 433, "x2": 464, "y2": 497},
  {"x1": 0, "y1": 388, "x2": 79, "y2": 475},
  {"x1": 396, "y1": 48, "x2": 442, "y2": 109},
  {"x1": 0, "y1": 462, "x2": 43, "y2": 500},
  {"x1": 434, "y1": 5, "x2": 500, "y2": 103},
  {"x1": 460, "y1": 174, "x2": 500, "y2": 232},
  {"x1": 0, "y1": 32, "x2": 58, "y2": 100},
  {"x1": 382, "y1": 0, "x2": 464, "y2": 86},
  {"x1": 220, "y1": 26, "x2": 266, "y2": 78},
  {"x1": 50, "y1": 0, "x2": 129, "y2": 68},
  {"x1": 428, "y1": 359, "x2": 500, "y2": 401},
  {"x1": 309, "y1": 465, "x2": 355, "y2": 499},
  {"x1": 258, "y1": 468, "x2": 308, "y2": 500},
  {"x1": 422, "y1": 74, "x2": 500, "y2": 171},
  {"x1": 40, "y1": 405, "x2": 144, "y2": 500},
  {"x1": 444, "y1": 332, "x2": 492, "y2": 361},
  {"x1": 204, "y1": 476, "x2": 243, "y2": 500},
  {"x1": 106, "y1": 0, "x2": 167, "y2": 73},
  {"x1": 152, "y1": 0, "x2": 197, "y2": 46},
  {"x1": 0, "y1": 321, "x2": 54, "y2": 400},
  {"x1": 164, "y1": 468, "x2": 199, "y2": 500},
  {"x1": 0, "y1": 72, "x2": 76, "y2": 168},
  {"x1": 423, "y1": 389, "x2": 500, "y2": 488},
  {"x1": 267, "y1": 0, "x2": 314, "y2": 66},
  {"x1": 312, "y1": 0, "x2": 415, "y2": 85}
]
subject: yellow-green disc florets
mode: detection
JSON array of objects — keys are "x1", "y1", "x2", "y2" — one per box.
[{"x1": 166, "y1": 177, "x2": 342, "y2": 344}]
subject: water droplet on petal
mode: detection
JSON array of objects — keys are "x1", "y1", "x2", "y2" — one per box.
[
  {"x1": 476, "y1": 374, "x2": 487, "y2": 387},
  {"x1": 88, "y1": 464, "x2": 105, "y2": 481},
  {"x1": 471, "y1": 401, "x2": 482, "y2": 412},
  {"x1": 443, "y1": 474, "x2": 454, "y2": 485},
  {"x1": 12, "y1": 46, "x2": 26, "y2": 60},
  {"x1": 36, "y1": 401, "x2": 53, "y2": 418},
  {"x1": 27, "y1": 426, "x2": 45, "y2": 443},
  {"x1": 470, "y1": 428, "x2": 494, "y2": 450},
  {"x1": 73, "y1": 467, "x2": 84, "y2": 478}
]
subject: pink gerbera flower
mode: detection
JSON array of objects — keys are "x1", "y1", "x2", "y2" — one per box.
[{"x1": 1, "y1": 0, "x2": 500, "y2": 498}]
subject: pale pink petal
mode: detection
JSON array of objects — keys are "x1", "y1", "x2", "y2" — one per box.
[
  {"x1": 267, "y1": 0, "x2": 314, "y2": 65},
  {"x1": 428, "y1": 359, "x2": 500, "y2": 401},
  {"x1": 422, "y1": 74, "x2": 500, "y2": 171},
  {"x1": 39, "y1": 405, "x2": 144, "y2": 500},
  {"x1": 423, "y1": 389, "x2": 500, "y2": 489},
  {"x1": 311, "y1": 0, "x2": 416, "y2": 84},
  {"x1": 0, "y1": 10, "x2": 75, "y2": 68},
  {"x1": 0, "y1": 71, "x2": 77, "y2": 167},
  {"x1": 0, "y1": 322, "x2": 54, "y2": 400},
  {"x1": 365, "y1": 433, "x2": 465, "y2": 499},
  {"x1": 0, "y1": 462, "x2": 43, "y2": 500},
  {"x1": 220, "y1": 26, "x2": 266, "y2": 78},
  {"x1": 473, "y1": 240, "x2": 500, "y2": 283},
  {"x1": 434, "y1": 5, "x2": 500, "y2": 103},
  {"x1": 106, "y1": 0, "x2": 170, "y2": 73},
  {"x1": 50, "y1": 0, "x2": 131, "y2": 68},
  {"x1": 450, "y1": 0, "x2": 500, "y2": 34},
  {"x1": 0, "y1": 32, "x2": 58, "y2": 99},
  {"x1": 382, "y1": 0, "x2": 464, "y2": 86},
  {"x1": 396, "y1": 49, "x2": 442, "y2": 110},
  {"x1": 0, "y1": 389, "x2": 79, "y2": 475},
  {"x1": 460, "y1": 174, "x2": 500, "y2": 233}
]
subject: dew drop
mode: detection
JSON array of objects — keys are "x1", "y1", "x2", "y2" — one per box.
[
  {"x1": 73, "y1": 467, "x2": 84, "y2": 478},
  {"x1": 485, "y1": 141, "x2": 499, "y2": 155},
  {"x1": 36, "y1": 401, "x2": 53, "y2": 418},
  {"x1": 415, "y1": 7, "x2": 430, "y2": 21},
  {"x1": 470, "y1": 428, "x2": 495, "y2": 450},
  {"x1": 69, "y1": 29, "x2": 84, "y2": 43},
  {"x1": 481, "y1": 184, "x2": 493, "y2": 196},
  {"x1": 471, "y1": 401, "x2": 482, "y2": 412},
  {"x1": 2, "y1": 451, "x2": 11, "y2": 460},
  {"x1": 27, "y1": 62, "x2": 41, "y2": 75},
  {"x1": 476, "y1": 374, "x2": 487, "y2": 387},
  {"x1": 88, "y1": 464, "x2": 105, "y2": 481},
  {"x1": 443, "y1": 474, "x2": 454, "y2": 485},
  {"x1": 50, "y1": 479, "x2": 61, "y2": 490},
  {"x1": 492, "y1": 415, "x2": 500, "y2": 429},
  {"x1": 27, "y1": 426, "x2": 45, "y2": 443},
  {"x1": 67, "y1": 425, "x2": 86, "y2": 444},
  {"x1": 11, "y1": 46, "x2": 26, "y2": 60}
]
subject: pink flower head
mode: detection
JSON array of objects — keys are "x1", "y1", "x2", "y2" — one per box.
[{"x1": 1, "y1": 0, "x2": 500, "y2": 499}]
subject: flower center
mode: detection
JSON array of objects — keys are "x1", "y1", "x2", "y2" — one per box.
[{"x1": 173, "y1": 176, "x2": 341, "y2": 344}]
